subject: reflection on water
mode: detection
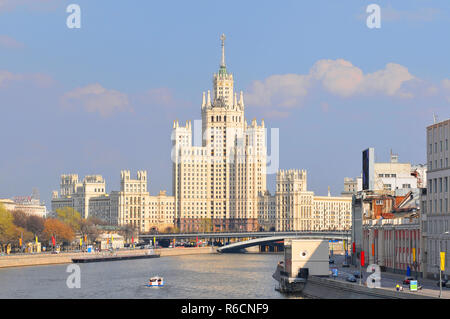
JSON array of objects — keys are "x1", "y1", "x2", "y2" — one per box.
[{"x1": 0, "y1": 253, "x2": 304, "y2": 299}]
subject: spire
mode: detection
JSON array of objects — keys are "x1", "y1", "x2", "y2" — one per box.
[
  {"x1": 218, "y1": 34, "x2": 228, "y2": 76},
  {"x1": 202, "y1": 92, "x2": 206, "y2": 108},
  {"x1": 207, "y1": 90, "x2": 211, "y2": 106},
  {"x1": 220, "y1": 33, "x2": 226, "y2": 67}
]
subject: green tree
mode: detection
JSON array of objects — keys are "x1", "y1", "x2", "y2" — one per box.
[{"x1": 55, "y1": 207, "x2": 82, "y2": 232}]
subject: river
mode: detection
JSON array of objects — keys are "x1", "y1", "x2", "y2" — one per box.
[{"x1": 0, "y1": 253, "x2": 303, "y2": 299}]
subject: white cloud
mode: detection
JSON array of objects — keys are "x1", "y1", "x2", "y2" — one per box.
[
  {"x1": 245, "y1": 74, "x2": 309, "y2": 107},
  {"x1": 245, "y1": 59, "x2": 416, "y2": 109},
  {"x1": 62, "y1": 83, "x2": 131, "y2": 117},
  {"x1": 310, "y1": 59, "x2": 363, "y2": 97},
  {"x1": 359, "y1": 63, "x2": 415, "y2": 97}
]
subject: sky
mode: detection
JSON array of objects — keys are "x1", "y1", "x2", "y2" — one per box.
[{"x1": 0, "y1": 0, "x2": 449, "y2": 208}]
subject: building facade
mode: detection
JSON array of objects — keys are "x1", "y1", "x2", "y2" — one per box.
[
  {"x1": 258, "y1": 169, "x2": 352, "y2": 232},
  {"x1": 51, "y1": 174, "x2": 106, "y2": 219},
  {"x1": 172, "y1": 34, "x2": 266, "y2": 232},
  {"x1": 421, "y1": 118, "x2": 450, "y2": 279},
  {"x1": 0, "y1": 196, "x2": 47, "y2": 218},
  {"x1": 343, "y1": 151, "x2": 427, "y2": 197},
  {"x1": 51, "y1": 170, "x2": 176, "y2": 233}
]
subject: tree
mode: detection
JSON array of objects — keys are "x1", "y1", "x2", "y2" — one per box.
[
  {"x1": 120, "y1": 224, "x2": 137, "y2": 242},
  {"x1": 43, "y1": 218, "x2": 75, "y2": 244},
  {"x1": 0, "y1": 205, "x2": 32, "y2": 249},
  {"x1": 26, "y1": 215, "x2": 45, "y2": 237},
  {"x1": 55, "y1": 207, "x2": 81, "y2": 232},
  {"x1": 79, "y1": 218, "x2": 101, "y2": 243},
  {"x1": 199, "y1": 218, "x2": 213, "y2": 233},
  {"x1": 11, "y1": 210, "x2": 28, "y2": 229}
]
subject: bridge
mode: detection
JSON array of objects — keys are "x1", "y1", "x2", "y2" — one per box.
[
  {"x1": 216, "y1": 231, "x2": 350, "y2": 253},
  {"x1": 140, "y1": 230, "x2": 350, "y2": 241}
]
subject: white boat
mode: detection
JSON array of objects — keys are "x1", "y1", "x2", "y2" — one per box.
[{"x1": 146, "y1": 276, "x2": 164, "y2": 287}]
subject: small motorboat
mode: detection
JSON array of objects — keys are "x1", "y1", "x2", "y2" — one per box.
[{"x1": 146, "y1": 276, "x2": 164, "y2": 287}]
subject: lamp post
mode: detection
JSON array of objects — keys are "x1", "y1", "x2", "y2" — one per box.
[{"x1": 439, "y1": 231, "x2": 449, "y2": 298}]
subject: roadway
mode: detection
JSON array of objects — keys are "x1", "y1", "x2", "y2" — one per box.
[{"x1": 330, "y1": 254, "x2": 450, "y2": 299}]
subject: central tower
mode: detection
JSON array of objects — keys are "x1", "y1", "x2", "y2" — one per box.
[{"x1": 173, "y1": 34, "x2": 267, "y2": 232}]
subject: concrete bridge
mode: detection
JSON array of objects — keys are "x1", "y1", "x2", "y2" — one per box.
[
  {"x1": 140, "y1": 230, "x2": 350, "y2": 241},
  {"x1": 216, "y1": 231, "x2": 350, "y2": 253}
]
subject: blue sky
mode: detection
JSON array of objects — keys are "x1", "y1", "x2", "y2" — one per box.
[{"x1": 0, "y1": 0, "x2": 449, "y2": 208}]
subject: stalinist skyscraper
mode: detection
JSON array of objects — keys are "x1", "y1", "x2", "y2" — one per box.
[{"x1": 172, "y1": 34, "x2": 267, "y2": 232}]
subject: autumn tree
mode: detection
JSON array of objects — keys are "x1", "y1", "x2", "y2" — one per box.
[
  {"x1": 0, "y1": 205, "x2": 32, "y2": 248},
  {"x1": 43, "y1": 218, "x2": 75, "y2": 245}
]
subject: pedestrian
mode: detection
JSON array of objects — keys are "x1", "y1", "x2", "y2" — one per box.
[{"x1": 396, "y1": 284, "x2": 400, "y2": 291}]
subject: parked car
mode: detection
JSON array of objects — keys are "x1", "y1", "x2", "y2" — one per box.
[
  {"x1": 342, "y1": 262, "x2": 350, "y2": 268},
  {"x1": 353, "y1": 271, "x2": 362, "y2": 278},
  {"x1": 437, "y1": 279, "x2": 449, "y2": 288},
  {"x1": 329, "y1": 258, "x2": 335, "y2": 264},
  {"x1": 346, "y1": 275, "x2": 357, "y2": 282},
  {"x1": 403, "y1": 276, "x2": 415, "y2": 285}
]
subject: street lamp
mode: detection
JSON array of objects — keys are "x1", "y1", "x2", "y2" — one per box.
[{"x1": 439, "y1": 231, "x2": 449, "y2": 298}]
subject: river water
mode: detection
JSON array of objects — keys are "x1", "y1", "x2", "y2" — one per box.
[{"x1": 0, "y1": 253, "x2": 302, "y2": 299}]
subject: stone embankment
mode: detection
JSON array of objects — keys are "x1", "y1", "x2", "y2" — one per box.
[
  {"x1": 302, "y1": 276, "x2": 436, "y2": 299},
  {"x1": 0, "y1": 247, "x2": 215, "y2": 268}
]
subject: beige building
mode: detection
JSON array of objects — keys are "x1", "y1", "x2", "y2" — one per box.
[
  {"x1": 51, "y1": 170, "x2": 176, "y2": 233},
  {"x1": 0, "y1": 197, "x2": 47, "y2": 218},
  {"x1": 172, "y1": 34, "x2": 266, "y2": 232},
  {"x1": 421, "y1": 118, "x2": 450, "y2": 279},
  {"x1": 51, "y1": 174, "x2": 106, "y2": 219},
  {"x1": 113, "y1": 170, "x2": 175, "y2": 233},
  {"x1": 259, "y1": 169, "x2": 352, "y2": 232}
]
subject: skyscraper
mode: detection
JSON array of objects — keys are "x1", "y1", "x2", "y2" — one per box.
[{"x1": 172, "y1": 34, "x2": 267, "y2": 232}]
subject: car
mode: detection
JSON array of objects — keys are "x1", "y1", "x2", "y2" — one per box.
[
  {"x1": 353, "y1": 271, "x2": 362, "y2": 278},
  {"x1": 346, "y1": 275, "x2": 357, "y2": 282},
  {"x1": 437, "y1": 279, "x2": 448, "y2": 288},
  {"x1": 329, "y1": 258, "x2": 335, "y2": 264},
  {"x1": 403, "y1": 276, "x2": 415, "y2": 285},
  {"x1": 342, "y1": 262, "x2": 350, "y2": 268}
]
